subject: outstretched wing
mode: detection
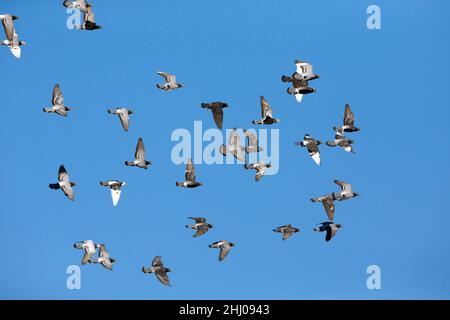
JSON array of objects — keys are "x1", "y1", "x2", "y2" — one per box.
[
  {"x1": 343, "y1": 104, "x2": 355, "y2": 127},
  {"x1": 193, "y1": 226, "x2": 208, "y2": 238},
  {"x1": 185, "y1": 158, "x2": 196, "y2": 181},
  {"x1": 52, "y1": 84, "x2": 64, "y2": 105},
  {"x1": 218, "y1": 247, "x2": 230, "y2": 261},
  {"x1": 1, "y1": 15, "x2": 15, "y2": 42},
  {"x1": 118, "y1": 111, "x2": 130, "y2": 131},
  {"x1": 155, "y1": 269, "x2": 171, "y2": 286},
  {"x1": 189, "y1": 217, "x2": 206, "y2": 223},
  {"x1": 152, "y1": 255, "x2": 163, "y2": 267},
  {"x1": 334, "y1": 180, "x2": 351, "y2": 192},
  {"x1": 135, "y1": 138, "x2": 145, "y2": 161},
  {"x1": 244, "y1": 129, "x2": 258, "y2": 148},
  {"x1": 260, "y1": 95, "x2": 273, "y2": 118},
  {"x1": 322, "y1": 197, "x2": 335, "y2": 221},
  {"x1": 158, "y1": 72, "x2": 175, "y2": 84},
  {"x1": 58, "y1": 165, "x2": 69, "y2": 182}
]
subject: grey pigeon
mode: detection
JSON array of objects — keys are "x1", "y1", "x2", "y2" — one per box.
[
  {"x1": 0, "y1": 14, "x2": 26, "y2": 58},
  {"x1": 252, "y1": 96, "x2": 280, "y2": 125},
  {"x1": 43, "y1": 84, "x2": 72, "y2": 117},
  {"x1": 332, "y1": 180, "x2": 359, "y2": 201},
  {"x1": 156, "y1": 72, "x2": 183, "y2": 91},
  {"x1": 49, "y1": 165, "x2": 76, "y2": 201},
  {"x1": 176, "y1": 158, "x2": 202, "y2": 188},
  {"x1": 125, "y1": 137, "x2": 151, "y2": 169},
  {"x1": 334, "y1": 103, "x2": 360, "y2": 132},
  {"x1": 311, "y1": 195, "x2": 335, "y2": 221},
  {"x1": 294, "y1": 134, "x2": 322, "y2": 165},
  {"x1": 142, "y1": 256, "x2": 172, "y2": 287},
  {"x1": 244, "y1": 161, "x2": 271, "y2": 182},
  {"x1": 100, "y1": 180, "x2": 126, "y2": 206},
  {"x1": 186, "y1": 217, "x2": 213, "y2": 238},
  {"x1": 243, "y1": 129, "x2": 263, "y2": 153},
  {"x1": 107, "y1": 107, "x2": 133, "y2": 132},
  {"x1": 73, "y1": 240, "x2": 100, "y2": 265},
  {"x1": 273, "y1": 224, "x2": 300, "y2": 241},
  {"x1": 314, "y1": 222, "x2": 343, "y2": 242},
  {"x1": 89, "y1": 244, "x2": 116, "y2": 270},
  {"x1": 326, "y1": 128, "x2": 355, "y2": 153},
  {"x1": 201, "y1": 102, "x2": 228, "y2": 129},
  {"x1": 209, "y1": 240, "x2": 235, "y2": 262},
  {"x1": 219, "y1": 128, "x2": 245, "y2": 162}
]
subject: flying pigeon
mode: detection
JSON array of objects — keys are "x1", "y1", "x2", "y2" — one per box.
[
  {"x1": 185, "y1": 217, "x2": 213, "y2": 238},
  {"x1": 332, "y1": 180, "x2": 359, "y2": 201},
  {"x1": 100, "y1": 180, "x2": 126, "y2": 206},
  {"x1": 219, "y1": 128, "x2": 245, "y2": 162},
  {"x1": 311, "y1": 195, "x2": 335, "y2": 221},
  {"x1": 176, "y1": 158, "x2": 202, "y2": 188},
  {"x1": 314, "y1": 222, "x2": 343, "y2": 242},
  {"x1": 89, "y1": 244, "x2": 116, "y2": 270},
  {"x1": 0, "y1": 14, "x2": 26, "y2": 58},
  {"x1": 334, "y1": 104, "x2": 360, "y2": 132},
  {"x1": 273, "y1": 224, "x2": 300, "y2": 241},
  {"x1": 244, "y1": 161, "x2": 271, "y2": 182},
  {"x1": 43, "y1": 84, "x2": 72, "y2": 117},
  {"x1": 282, "y1": 76, "x2": 316, "y2": 103},
  {"x1": 73, "y1": 240, "x2": 100, "y2": 265},
  {"x1": 142, "y1": 256, "x2": 172, "y2": 287},
  {"x1": 77, "y1": 4, "x2": 101, "y2": 30},
  {"x1": 49, "y1": 165, "x2": 76, "y2": 201},
  {"x1": 156, "y1": 72, "x2": 183, "y2": 91},
  {"x1": 326, "y1": 128, "x2": 355, "y2": 153},
  {"x1": 209, "y1": 240, "x2": 235, "y2": 262},
  {"x1": 243, "y1": 129, "x2": 263, "y2": 153},
  {"x1": 125, "y1": 137, "x2": 151, "y2": 169},
  {"x1": 294, "y1": 134, "x2": 322, "y2": 165},
  {"x1": 107, "y1": 107, "x2": 133, "y2": 132},
  {"x1": 252, "y1": 96, "x2": 280, "y2": 125},
  {"x1": 201, "y1": 102, "x2": 228, "y2": 129}
]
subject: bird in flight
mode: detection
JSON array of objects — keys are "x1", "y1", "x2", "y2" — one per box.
[
  {"x1": 49, "y1": 165, "x2": 76, "y2": 201},
  {"x1": 186, "y1": 217, "x2": 213, "y2": 238},
  {"x1": 99, "y1": 180, "x2": 126, "y2": 206},
  {"x1": 0, "y1": 14, "x2": 26, "y2": 58},
  {"x1": 314, "y1": 222, "x2": 343, "y2": 242},
  {"x1": 89, "y1": 244, "x2": 117, "y2": 270},
  {"x1": 125, "y1": 137, "x2": 152, "y2": 169},
  {"x1": 326, "y1": 127, "x2": 355, "y2": 153},
  {"x1": 201, "y1": 102, "x2": 228, "y2": 129},
  {"x1": 273, "y1": 224, "x2": 300, "y2": 241},
  {"x1": 176, "y1": 158, "x2": 203, "y2": 188},
  {"x1": 156, "y1": 72, "x2": 183, "y2": 91},
  {"x1": 43, "y1": 84, "x2": 72, "y2": 117},
  {"x1": 294, "y1": 134, "x2": 322, "y2": 165},
  {"x1": 311, "y1": 195, "x2": 335, "y2": 221},
  {"x1": 219, "y1": 128, "x2": 245, "y2": 162},
  {"x1": 209, "y1": 240, "x2": 235, "y2": 262},
  {"x1": 73, "y1": 240, "x2": 100, "y2": 265},
  {"x1": 107, "y1": 107, "x2": 133, "y2": 132},
  {"x1": 142, "y1": 256, "x2": 172, "y2": 287},
  {"x1": 252, "y1": 96, "x2": 280, "y2": 125},
  {"x1": 244, "y1": 161, "x2": 271, "y2": 182},
  {"x1": 334, "y1": 103, "x2": 360, "y2": 132}
]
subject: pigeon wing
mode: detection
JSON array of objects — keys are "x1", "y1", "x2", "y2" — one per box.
[
  {"x1": 52, "y1": 84, "x2": 64, "y2": 105},
  {"x1": 260, "y1": 95, "x2": 273, "y2": 118},
  {"x1": 334, "y1": 180, "x2": 351, "y2": 192},
  {"x1": 211, "y1": 108, "x2": 224, "y2": 129},
  {"x1": 343, "y1": 104, "x2": 355, "y2": 127},
  {"x1": 118, "y1": 111, "x2": 130, "y2": 131},
  {"x1": 58, "y1": 165, "x2": 69, "y2": 182},
  {"x1": 218, "y1": 247, "x2": 230, "y2": 261},
  {"x1": 155, "y1": 269, "x2": 171, "y2": 286},
  {"x1": 185, "y1": 159, "x2": 196, "y2": 181},
  {"x1": 1, "y1": 15, "x2": 15, "y2": 42},
  {"x1": 152, "y1": 255, "x2": 163, "y2": 267},
  {"x1": 135, "y1": 138, "x2": 145, "y2": 161},
  {"x1": 322, "y1": 197, "x2": 335, "y2": 221}
]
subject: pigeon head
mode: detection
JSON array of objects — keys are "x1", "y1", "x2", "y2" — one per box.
[
  {"x1": 336, "y1": 224, "x2": 343, "y2": 228},
  {"x1": 229, "y1": 242, "x2": 235, "y2": 247}
]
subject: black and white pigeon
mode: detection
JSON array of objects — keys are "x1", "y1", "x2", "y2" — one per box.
[
  {"x1": 243, "y1": 129, "x2": 263, "y2": 153},
  {"x1": 63, "y1": 0, "x2": 88, "y2": 12},
  {"x1": 252, "y1": 96, "x2": 280, "y2": 125},
  {"x1": 219, "y1": 128, "x2": 245, "y2": 162},
  {"x1": 209, "y1": 240, "x2": 235, "y2": 262},
  {"x1": 294, "y1": 134, "x2": 322, "y2": 165},
  {"x1": 332, "y1": 180, "x2": 359, "y2": 201},
  {"x1": 142, "y1": 256, "x2": 172, "y2": 287},
  {"x1": 89, "y1": 244, "x2": 116, "y2": 270},
  {"x1": 43, "y1": 84, "x2": 72, "y2": 117},
  {"x1": 156, "y1": 72, "x2": 183, "y2": 91},
  {"x1": 0, "y1": 14, "x2": 26, "y2": 58},
  {"x1": 185, "y1": 217, "x2": 213, "y2": 238},
  {"x1": 107, "y1": 107, "x2": 133, "y2": 132},
  {"x1": 310, "y1": 195, "x2": 335, "y2": 221},
  {"x1": 314, "y1": 222, "x2": 343, "y2": 242},
  {"x1": 244, "y1": 161, "x2": 271, "y2": 182},
  {"x1": 326, "y1": 128, "x2": 355, "y2": 153},
  {"x1": 49, "y1": 165, "x2": 76, "y2": 201},
  {"x1": 273, "y1": 224, "x2": 300, "y2": 241},
  {"x1": 99, "y1": 180, "x2": 126, "y2": 206},
  {"x1": 73, "y1": 240, "x2": 100, "y2": 265},
  {"x1": 125, "y1": 137, "x2": 151, "y2": 169},
  {"x1": 334, "y1": 103, "x2": 360, "y2": 132},
  {"x1": 76, "y1": 3, "x2": 101, "y2": 30},
  {"x1": 201, "y1": 102, "x2": 228, "y2": 129},
  {"x1": 176, "y1": 158, "x2": 202, "y2": 188}
]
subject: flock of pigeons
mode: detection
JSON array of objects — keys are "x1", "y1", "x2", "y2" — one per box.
[{"x1": 2, "y1": 1, "x2": 361, "y2": 288}]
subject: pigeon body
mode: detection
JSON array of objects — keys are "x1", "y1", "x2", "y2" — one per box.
[
  {"x1": 43, "y1": 84, "x2": 72, "y2": 117},
  {"x1": 176, "y1": 158, "x2": 202, "y2": 188},
  {"x1": 219, "y1": 128, "x2": 245, "y2": 162},
  {"x1": 244, "y1": 161, "x2": 271, "y2": 182},
  {"x1": 186, "y1": 217, "x2": 213, "y2": 238},
  {"x1": 295, "y1": 134, "x2": 322, "y2": 165},
  {"x1": 49, "y1": 165, "x2": 76, "y2": 200},
  {"x1": 314, "y1": 222, "x2": 342, "y2": 242},
  {"x1": 73, "y1": 240, "x2": 100, "y2": 265},
  {"x1": 252, "y1": 96, "x2": 280, "y2": 125},
  {"x1": 201, "y1": 102, "x2": 228, "y2": 129},
  {"x1": 89, "y1": 244, "x2": 116, "y2": 270},
  {"x1": 0, "y1": 14, "x2": 26, "y2": 58},
  {"x1": 209, "y1": 240, "x2": 235, "y2": 262},
  {"x1": 273, "y1": 224, "x2": 300, "y2": 241},
  {"x1": 125, "y1": 137, "x2": 151, "y2": 169},
  {"x1": 326, "y1": 128, "x2": 355, "y2": 153},
  {"x1": 107, "y1": 107, "x2": 133, "y2": 132},
  {"x1": 156, "y1": 72, "x2": 183, "y2": 91},
  {"x1": 142, "y1": 256, "x2": 172, "y2": 287},
  {"x1": 100, "y1": 180, "x2": 126, "y2": 206},
  {"x1": 334, "y1": 104, "x2": 360, "y2": 132}
]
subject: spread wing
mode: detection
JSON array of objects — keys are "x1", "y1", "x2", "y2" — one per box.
[
  {"x1": 1, "y1": 15, "x2": 15, "y2": 41},
  {"x1": 135, "y1": 138, "x2": 145, "y2": 161},
  {"x1": 322, "y1": 197, "x2": 335, "y2": 221},
  {"x1": 185, "y1": 159, "x2": 196, "y2": 181},
  {"x1": 325, "y1": 225, "x2": 338, "y2": 242},
  {"x1": 58, "y1": 165, "x2": 69, "y2": 182},
  {"x1": 158, "y1": 72, "x2": 175, "y2": 84},
  {"x1": 152, "y1": 255, "x2": 163, "y2": 267},
  {"x1": 52, "y1": 84, "x2": 64, "y2": 105},
  {"x1": 244, "y1": 130, "x2": 258, "y2": 148},
  {"x1": 155, "y1": 269, "x2": 171, "y2": 286},
  {"x1": 211, "y1": 108, "x2": 224, "y2": 129},
  {"x1": 218, "y1": 247, "x2": 230, "y2": 261},
  {"x1": 260, "y1": 95, "x2": 273, "y2": 118},
  {"x1": 334, "y1": 180, "x2": 351, "y2": 192},
  {"x1": 189, "y1": 217, "x2": 206, "y2": 223},
  {"x1": 118, "y1": 111, "x2": 130, "y2": 131},
  {"x1": 193, "y1": 226, "x2": 208, "y2": 238},
  {"x1": 81, "y1": 250, "x2": 93, "y2": 265},
  {"x1": 282, "y1": 231, "x2": 294, "y2": 241},
  {"x1": 343, "y1": 104, "x2": 355, "y2": 127}
]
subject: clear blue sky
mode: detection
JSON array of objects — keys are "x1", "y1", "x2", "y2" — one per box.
[{"x1": 1, "y1": 0, "x2": 449, "y2": 299}]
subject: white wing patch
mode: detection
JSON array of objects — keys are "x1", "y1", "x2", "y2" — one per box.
[
  {"x1": 294, "y1": 93, "x2": 303, "y2": 103},
  {"x1": 111, "y1": 189, "x2": 122, "y2": 206},
  {"x1": 311, "y1": 152, "x2": 321, "y2": 165}
]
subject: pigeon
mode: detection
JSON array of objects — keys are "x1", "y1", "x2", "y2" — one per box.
[
  {"x1": 282, "y1": 76, "x2": 316, "y2": 103},
  {"x1": 125, "y1": 137, "x2": 151, "y2": 169},
  {"x1": 334, "y1": 104, "x2": 360, "y2": 132},
  {"x1": 243, "y1": 129, "x2": 263, "y2": 153},
  {"x1": 79, "y1": 4, "x2": 101, "y2": 30},
  {"x1": 273, "y1": 224, "x2": 300, "y2": 241},
  {"x1": 293, "y1": 60, "x2": 320, "y2": 81},
  {"x1": 107, "y1": 107, "x2": 133, "y2": 132},
  {"x1": 0, "y1": 14, "x2": 26, "y2": 58},
  {"x1": 294, "y1": 134, "x2": 322, "y2": 165},
  {"x1": 43, "y1": 84, "x2": 72, "y2": 117},
  {"x1": 156, "y1": 72, "x2": 183, "y2": 91},
  {"x1": 89, "y1": 244, "x2": 116, "y2": 270},
  {"x1": 209, "y1": 240, "x2": 235, "y2": 262},
  {"x1": 326, "y1": 128, "x2": 355, "y2": 153},
  {"x1": 201, "y1": 102, "x2": 228, "y2": 129},
  {"x1": 185, "y1": 217, "x2": 213, "y2": 238},
  {"x1": 73, "y1": 240, "x2": 100, "y2": 265},
  {"x1": 314, "y1": 222, "x2": 343, "y2": 242},
  {"x1": 219, "y1": 128, "x2": 245, "y2": 162},
  {"x1": 252, "y1": 96, "x2": 280, "y2": 125},
  {"x1": 332, "y1": 180, "x2": 359, "y2": 201},
  {"x1": 311, "y1": 195, "x2": 335, "y2": 221},
  {"x1": 176, "y1": 158, "x2": 202, "y2": 188},
  {"x1": 99, "y1": 180, "x2": 126, "y2": 206},
  {"x1": 142, "y1": 256, "x2": 172, "y2": 287},
  {"x1": 49, "y1": 165, "x2": 76, "y2": 201},
  {"x1": 244, "y1": 161, "x2": 271, "y2": 182},
  {"x1": 63, "y1": 0, "x2": 88, "y2": 12}
]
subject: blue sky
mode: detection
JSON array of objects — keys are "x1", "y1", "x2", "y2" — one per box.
[{"x1": 1, "y1": 0, "x2": 450, "y2": 299}]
